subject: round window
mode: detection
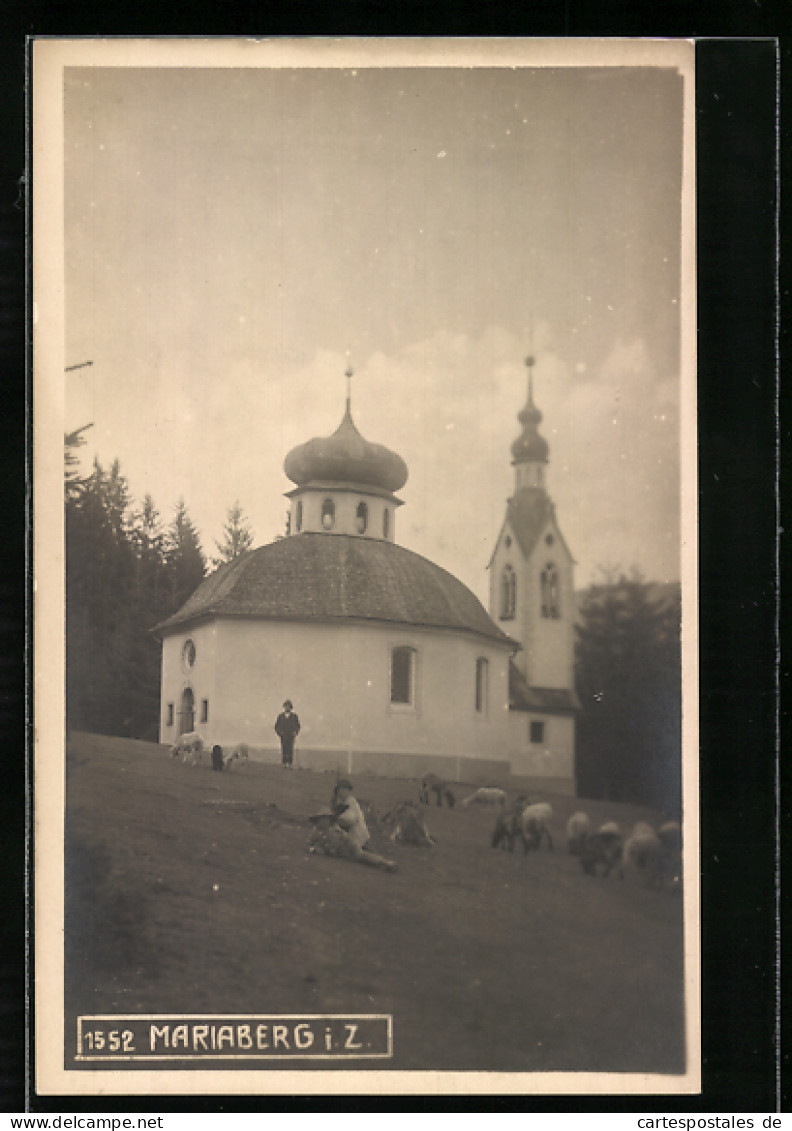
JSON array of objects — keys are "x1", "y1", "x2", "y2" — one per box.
[{"x1": 182, "y1": 639, "x2": 196, "y2": 669}]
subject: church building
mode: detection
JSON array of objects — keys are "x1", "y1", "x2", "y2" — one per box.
[{"x1": 156, "y1": 362, "x2": 577, "y2": 792}]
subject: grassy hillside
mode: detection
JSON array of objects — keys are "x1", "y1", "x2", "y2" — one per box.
[{"x1": 63, "y1": 733, "x2": 687, "y2": 1076}]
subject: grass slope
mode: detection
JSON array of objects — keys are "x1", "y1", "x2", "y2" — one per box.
[{"x1": 64, "y1": 733, "x2": 686, "y2": 1075}]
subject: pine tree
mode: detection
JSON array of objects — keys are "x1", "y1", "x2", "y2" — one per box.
[
  {"x1": 165, "y1": 497, "x2": 206, "y2": 611},
  {"x1": 213, "y1": 500, "x2": 254, "y2": 566},
  {"x1": 574, "y1": 568, "x2": 681, "y2": 811},
  {"x1": 64, "y1": 423, "x2": 93, "y2": 503}
]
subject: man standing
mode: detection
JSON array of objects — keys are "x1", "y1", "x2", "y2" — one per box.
[{"x1": 274, "y1": 699, "x2": 300, "y2": 767}]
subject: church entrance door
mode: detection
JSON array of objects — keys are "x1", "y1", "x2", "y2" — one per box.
[{"x1": 179, "y1": 687, "x2": 195, "y2": 734}]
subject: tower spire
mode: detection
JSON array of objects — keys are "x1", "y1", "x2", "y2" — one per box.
[{"x1": 345, "y1": 364, "x2": 353, "y2": 415}]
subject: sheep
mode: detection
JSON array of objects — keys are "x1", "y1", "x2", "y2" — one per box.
[
  {"x1": 382, "y1": 801, "x2": 437, "y2": 847},
  {"x1": 170, "y1": 731, "x2": 205, "y2": 765},
  {"x1": 461, "y1": 787, "x2": 507, "y2": 808},
  {"x1": 621, "y1": 826, "x2": 665, "y2": 886},
  {"x1": 223, "y1": 743, "x2": 249, "y2": 771},
  {"x1": 580, "y1": 829, "x2": 623, "y2": 877},
  {"x1": 566, "y1": 811, "x2": 590, "y2": 855},
  {"x1": 520, "y1": 802, "x2": 554, "y2": 852},
  {"x1": 419, "y1": 774, "x2": 456, "y2": 808},
  {"x1": 598, "y1": 820, "x2": 621, "y2": 837},
  {"x1": 491, "y1": 795, "x2": 529, "y2": 852}
]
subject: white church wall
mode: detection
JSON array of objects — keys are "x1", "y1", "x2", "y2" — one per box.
[
  {"x1": 162, "y1": 617, "x2": 513, "y2": 775},
  {"x1": 507, "y1": 711, "x2": 576, "y2": 796},
  {"x1": 159, "y1": 623, "x2": 219, "y2": 744}
]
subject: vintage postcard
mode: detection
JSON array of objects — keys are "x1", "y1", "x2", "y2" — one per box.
[{"x1": 33, "y1": 37, "x2": 699, "y2": 1096}]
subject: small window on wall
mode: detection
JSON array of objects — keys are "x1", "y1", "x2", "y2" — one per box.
[
  {"x1": 356, "y1": 501, "x2": 368, "y2": 534},
  {"x1": 540, "y1": 564, "x2": 560, "y2": 618},
  {"x1": 501, "y1": 565, "x2": 516, "y2": 619},
  {"x1": 475, "y1": 657, "x2": 489, "y2": 713},
  {"x1": 182, "y1": 639, "x2": 196, "y2": 669},
  {"x1": 321, "y1": 498, "x2": 335, "y2": 530},
  {"x1": 295, "y1": 500, "x2": 303, "y2": 532},
  {"x1": 166, "y1": 703, "x2": 174, "y2": 727},
  {"x1": 382, "y1": 508, "x2": 390, "y2": 540},
  {"x1": 391, "y1": 646, "x2": 416, "y2": 705},
  {"x1": 530, "y1": 720, "x2": 544, "y2": 744},
  {"x1": 200, "y1": 699, "x2": 209, "y2": 724}
]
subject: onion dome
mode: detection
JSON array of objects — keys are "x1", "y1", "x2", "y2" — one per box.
[
  {"x1": 511, "y1": 355, "x2": 549, "y2": 465},
  {"x1": 284, "y1": 400, "x2": 408, "y2": 493}
]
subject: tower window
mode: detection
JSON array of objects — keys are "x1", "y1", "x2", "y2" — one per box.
[
  {"x1": 475, "y1": 657, "x2": 489, "y2": 714},
  {"x1": 182, "y1": 639, "x2": 196, "y2": 670},
  {"x1": 321, "y1": 498, "x2": 335, "y2": 530},
  {"x1": 501, "y1": 565, "x2": 516, "y2": 620},
  {"x1": 356, "y1": 501, "x2": 368, "y2": 534},
  {"x1": 383, "y1": 508, "x2": 390, "y2": 540},
  {"x1": 295, "y1": 500, "x2": 303, "y2": 532},
  {"x1": 540, "y1": 563, "x2": 561, "y2": 618},
  {"x1": 391, "y1": 646, "x2": 416, "y2": 705},
  {"x1": 530, "y1": 720, "x2": 545, "y2": 744}
]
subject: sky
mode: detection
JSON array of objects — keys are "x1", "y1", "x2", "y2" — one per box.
[{"x1": 64, "y1": 55, "x2": 688, "y2": 601}]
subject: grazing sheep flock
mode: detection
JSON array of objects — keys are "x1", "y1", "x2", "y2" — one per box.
[{"x1": 164, "y1": 744, "x2": 682, "y2": 894}]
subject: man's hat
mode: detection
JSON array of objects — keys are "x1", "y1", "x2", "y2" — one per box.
[
  {"x1": 283, "y1": 699, "x2": 293, "y2": 709},
  {"x1": 336, "y1": 778, "x2": 353, "y2": 791}
]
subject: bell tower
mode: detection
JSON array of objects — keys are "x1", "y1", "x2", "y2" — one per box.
[{"x1": 488, "y1": 356, "x2": 576, "y2": 692}]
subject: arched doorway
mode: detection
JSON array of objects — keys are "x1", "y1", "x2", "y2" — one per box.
[{"x1": 179, "y1": 687, "x2": 195, "y2": 734}]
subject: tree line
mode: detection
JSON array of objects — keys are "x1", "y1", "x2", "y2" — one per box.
[
  {"x1": 65, "y1": 430, "x2": 681, "y2": 810},
  {"x1": 65, "y1": 426, "x2": 253, "y2": 741}
]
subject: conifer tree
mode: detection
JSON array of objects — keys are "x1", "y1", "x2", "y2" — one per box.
[
  {"x1": 575, "y1": 568, "x2": 681, "y2": 810},
  {"x1": 213, "y1": 500, "x2": 254, "y2": 566},
  {"x1": 165, "y1": 497, "x2": 206, "y2": 611}
]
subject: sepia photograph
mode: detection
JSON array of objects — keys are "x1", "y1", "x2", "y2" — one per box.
[{"x1": 33, "y1": 37, "x2": 698, "y2": 1096}]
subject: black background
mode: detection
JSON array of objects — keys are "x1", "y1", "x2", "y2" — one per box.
[{"x1": 0, "y1": 4, "x2": 786, "y2": 1116}]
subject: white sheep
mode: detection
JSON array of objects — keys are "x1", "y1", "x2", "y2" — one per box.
[
  {"x1": 520, "y1": 802, "x2": 554, "y2": 852},
  {"x1": 621, "y1": 827, "x2": 664, "y2": 886},
  {"x1": 461, "y1": 787, "x2": 507, "y2": 808},
  {"x1": 223, "y1": 743, "x2": 250, "y2": 771},
  {"x1": 598, "y1": 820, "x2": 621, "y2": 837},
  {"x1": 171, "y1": 731, "x2": 205, "y2": 765},
  {"x1": 566, "y1": 811, "x2": 590, "y2": 855}
]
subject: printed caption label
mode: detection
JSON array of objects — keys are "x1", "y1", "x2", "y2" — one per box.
[{"x1": 76, "y1": 1014, "x2": 393, "y2": 1060}]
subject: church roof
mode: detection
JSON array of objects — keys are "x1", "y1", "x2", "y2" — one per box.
[
  {"x1": 505, "y1": 488, "x2": 556, "y2": 559},
  {"x1": 154, "y1": 533, "x2": 516, "y2": 646},
  {"x1": 508, "y1": 659, "x2": 581, "y2": 714},
  {"x1": 284, "y1": 404, "x2": 408, "y2": 493}
]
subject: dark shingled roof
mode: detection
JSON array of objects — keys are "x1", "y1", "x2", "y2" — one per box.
[
  {"x1": 154, "y1": 533, "x2": 516, "y2": 646},
  {"x1": 509, "y1": 658, "x2": 581, "y2": 714}
]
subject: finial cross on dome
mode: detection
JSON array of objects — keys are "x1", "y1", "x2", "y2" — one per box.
[
  {"x1": 524, "y1": 354, "x2": 536, "y2": 403},
  {"x1": 345, "y1": 363, "x2": 354, "y2": 413}
]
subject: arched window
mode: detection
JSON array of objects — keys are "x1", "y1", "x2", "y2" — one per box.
[
  {"x1": 540, "y1": 562, "x2": 561, "y2": 618},
  {"x1": 295, "y1": 500, "x2": 303, "y2": 532},
  {"x1": 321, "y1": 498, "x2": 335, "y2": 531},
  {"x1": 382, "y1": 508, "x2": 390, "y2": 540},
  {"x1": 182, "y1": 639, "x2": 196, "y2": 671},
  {"x1": 475, "y1": 657, "x2": 489, "y2": 714},
  {"x1": 356, "y1": 501, "x2": 368, "y2": 534},
  {"x1": 391, "y1": 646, "x2": 416, "y2": 705},
  {"x1": 501, "y1": 565, "x2": 516, "y2": 620}
]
